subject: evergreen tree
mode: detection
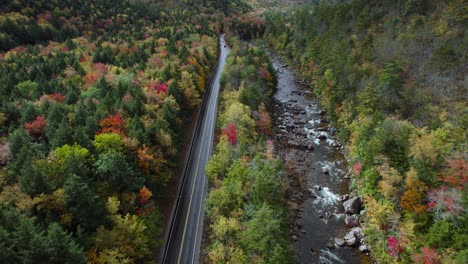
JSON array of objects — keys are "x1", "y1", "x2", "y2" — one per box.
[
  {"x1": 64, "y1": 174, "x2": 106, "y2": 233},
  {"x1": 44, "y1": 223, "x2": 86, "y2": 264}
]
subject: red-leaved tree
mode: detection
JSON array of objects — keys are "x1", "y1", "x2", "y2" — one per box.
[
  {"x1": 352, "y1": 161, "x2": 362, "y2": 176},
  {"x1": 442, "y1": 157, "x2": 467, "y2": 188},
  {"x1": 48, "y1": 93, "x2": 66, "y2": 103},
  {"x1": 24, "y1": 116, "x2": 46, "y2": 140},
  {"x1": 136, "y1": 186, "x2": 154, "y2": 216},
  {"x1": 223, "y1": 123, "x2": 237, "y2": 145},
  {"x1": 387, "y1": 236, "x2": 403, "y2": 258},
  {"x1": 255, "y1": 104, "x2": 271, "y2": 136},
  {"x1": 98, "y1": 114, "x2": 126, "y2": 136},
  {"x1": 146, "y1": 81, "x2": 168, "y2": 94},
  {"x1": 427, "y1": 186, "x2": 464, "y2": 221},
  {"x1": 412, "y1": 247, "x2": 442, "y2": 264}
]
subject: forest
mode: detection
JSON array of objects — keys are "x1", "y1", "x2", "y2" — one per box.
[
  {"x1": 1, "y1": 0, "x2": 466, "y2": 263},
  {"x1": 203, "y1": 36, "x2": 293, "y2": 263},
  {"x1": 264, "y1": 0, "x2": 466, "y2": 263},
  {"x1": 0, "y1": 0, "x2": 225, "y2": 262}
]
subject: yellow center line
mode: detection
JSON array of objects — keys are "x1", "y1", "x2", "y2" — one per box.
[{"x1": 177, "y1": 100, "x2": 210, "y2": 264}]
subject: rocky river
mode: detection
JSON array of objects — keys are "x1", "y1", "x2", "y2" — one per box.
[{"x1": 269, "y1": 54, "x2": 372, "y2": 264}]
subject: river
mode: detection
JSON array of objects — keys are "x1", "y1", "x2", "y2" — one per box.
[{"x1": 269, "y1": 53, "x2": 371, "y2": 264}]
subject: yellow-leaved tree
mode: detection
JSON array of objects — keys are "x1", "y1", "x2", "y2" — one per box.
[
  {"x1": 88, "y1": 197, "x2": 149, "y2": 263},
  {"x1": 220, "y1": 102, "x2": 256, "y2": 145},
  {"x1": 178, "y1": 70, "x2": 201, "y2": 108},
  {"x1": 401, "y1": 167, "x2": 427, "y2": 215},
  {"x1": 377, "y1": 161, "x2": 403, "y2": 202}
]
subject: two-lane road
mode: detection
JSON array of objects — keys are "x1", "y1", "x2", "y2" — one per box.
[{"x1": 162, "y1": 35, "x2": 230, "y2": 264}]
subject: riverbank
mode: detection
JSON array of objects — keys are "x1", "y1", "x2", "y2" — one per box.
[{"x1": 268, "y1": 53, "x2": 371, "y2": 264}]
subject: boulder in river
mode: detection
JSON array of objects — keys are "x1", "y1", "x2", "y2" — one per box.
[
  {"x1": 335, "y1": 238, "x2": 345, "y2": 247},
  {"x1": 318, "y1": 133, "x2": 327, "y2": 140},
  {"x1": 343, "y1": 196, "x2": 362, "y2": 214},
  {"x1": 359, "y1": 245, "x2": 369, "y2": 253},
  {"x1": 343, "y1": 227, "x2": 364, "y2": 246},
  {"x1": 295, "y1": 219, "x2": 303, "y2": 228},
  {"x1": 338, "y1": 194, "x2": 350, "y2": 202},
  {"x1": 344, "y1": 231, "x2": 357, "y2": 246},
  {"x1": 288, "y1": 140, "x2": 300, "y2": 149},
  {"x1": 344, "y1": 215, "x2": 359, "y2": 227},
  {"x1": 307, "y1": 143, "x2": 315, "y2": 151}
]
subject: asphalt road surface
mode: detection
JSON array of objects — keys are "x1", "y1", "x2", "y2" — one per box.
[{"x1": 162, "y1": 35, "x2": 230, "y2": 264}]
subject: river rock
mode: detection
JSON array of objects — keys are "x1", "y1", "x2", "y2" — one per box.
[
  {"x1": 318, "y1": 133, "x2": 327, "y2": 140},
  {"x1": 343, "y1": 196, "x2": 362, "y2": 214},
  {"x1": 288, "y1": 201, "x2": 300, "y2": 211},
  {"x1": 319, "y1": 110, "x2": 326, "y2": 116},
  {"x1": 338, "y1": 194, "x2": 350, "y2": 202},
  {"x1": 317, "y1": 126, "x2": 328, "y2": 132},
  {"x1": 292, "y1": 235, "x2": 298, "y2": 241},
  {"x1": 307, "y1": 143, "x2": 315, "y2": 151},
  {"x1": 288, "y1": 140, "x2": 300, "y2": 149},
  {"x1": 335, "y1": 238, "x2": 345, "y2": 247},
  {"x1": 331, "y1": 142, "x2": 341, "y2": 148},
  {"x1": 344, "y1": 231, "x2": 357, "y2": 246},
  {"x1": 344, "y1": 227, "x2": 364, "y2": 246},
  {"x1": 295, "y1": 219, "x2": 303, "y2": 228},
  {"x1": 344, "y1": 215, "x2": 359, "y2": 227},
  {"x1": 294, "y1": 120, "x2": 306, "y2": 125},
  {"x1": 359, "y1": 245, "x2": 369, "y2": 253}
]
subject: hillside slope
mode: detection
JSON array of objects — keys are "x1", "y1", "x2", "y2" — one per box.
[{"x1": 264, "y1": 0, "x2": 467, "y2": 263}]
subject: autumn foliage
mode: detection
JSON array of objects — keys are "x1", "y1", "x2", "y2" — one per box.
[
  {"x1": 223, "y1": 123, "x2": 237, "y2": 145},
  {"x1": 48, "y1": 93, "x2": 66, "y2": 103},
  {"x1": 146, "y1": 81, "x2": 168, "y2": 94},
  {"x1": 24, "y1": 116, "x2": 47, "y2": 139},
  {"x1": 137, "y1": 145, "x2": 164, "y2": 175},
  {"x1": 136, "y1": 186, "x2": 154, "y2": 217},
  {"x1": 98, "y1": 114, "x2": 126, "y2": 136},
  {"x1": 0, "y1": 0, "x2": 223, "y2": 263},
  {"x1": 411, "y1": 247, "x2": 442, "y2": 264},
  {"x1": 441, "y1": 157, "x2": 467, "y2": 187},
  {"x1": 254, "y1": 104, "x2": 271, "y2": 136},
  {"x1": 401, "y1": 168, "x2": 427, "y2": 214},
  {"x1": 387, "y1": 236, "x2": 403, "y2": 258}
]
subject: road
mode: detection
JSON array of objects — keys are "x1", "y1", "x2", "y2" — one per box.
[{"x1": 162, "y1": 35, "x2": 230, "y2": 264}]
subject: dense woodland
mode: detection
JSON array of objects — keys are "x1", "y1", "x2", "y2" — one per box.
[
  {"x1": 1, "y1": 0, "x2": 466, "y2": 263},
  {"x1": 0, "y1": 0, "x2": 228, "y2": 262},
  {"x1": 264, "y1": 0, "x2": 467, "y2": 263},
  {"x1": 204, "y1": 37, "x2": 293, "y2": 263}
]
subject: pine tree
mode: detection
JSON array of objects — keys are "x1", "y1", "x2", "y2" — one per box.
[
  {"x1": 44, "y1": 223, "x2": 86, "y2": 264},
  {"x1": 64, "y1": 174, "x2": 106, "y2": 232}
]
